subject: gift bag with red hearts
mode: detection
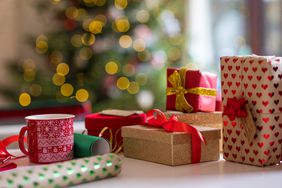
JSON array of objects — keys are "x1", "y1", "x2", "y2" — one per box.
[{"x1": 220, "y1": 55, "x2": 282, "y2": 166}]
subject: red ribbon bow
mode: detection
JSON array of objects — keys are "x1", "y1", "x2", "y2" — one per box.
[
  {"x1": 223, "y1": 98, "x2": 247, "y2": 121},
  {"x1": 0, "y1": 135, "x2": 23, "y2": 172},
  {"x1": 145, "y1": 109, "x2": 206, "y2": 163}
]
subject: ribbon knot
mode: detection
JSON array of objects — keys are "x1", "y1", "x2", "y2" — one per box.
[
  {"x1": 223, "y1": 98, "x2": 247, "y2": 121},
  {"x1": 166, "y1": 68, "x2": 217, "y2": 112},
  {"x1": 145, "y1": 109, "x2": 206, "y2": 163}
]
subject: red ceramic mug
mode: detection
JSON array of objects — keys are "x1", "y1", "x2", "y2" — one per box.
[{"x1": 18, "y1": 114, "x2": 75, "y2": 163}]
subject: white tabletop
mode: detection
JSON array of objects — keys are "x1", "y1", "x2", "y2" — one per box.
[
  {"x1": 1, "y1": 122, "x2": 282, "y2": 188},
  {"x1": 1, "y1": 151, "x2": 281, "y2": 188}
]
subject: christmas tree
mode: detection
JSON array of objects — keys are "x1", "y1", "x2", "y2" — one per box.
[{"x1": 1, "y1": 0, "x2": 185, "y2": 112}]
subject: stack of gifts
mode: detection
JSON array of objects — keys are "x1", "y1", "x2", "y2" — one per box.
[
  {"x1": 220, "y1": 55, "x2": 282, "y2": 166},
  {"x1": 122, "y1": 67, "x2": 222, "y2": 166},
  {"x1": 84, "y1": 67, "x2": 222, "y2": 166}
]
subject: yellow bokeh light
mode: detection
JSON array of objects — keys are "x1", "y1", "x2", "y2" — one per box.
[
  {"x1": 114, "y1": 18, "x2": 130, "y2": 32},
  {"x1": 56, "y1": 63, "x2": 69, "y2": 76},
  {"x1": 115, "y1": 0, "x2": 128, "y2": 9},
  {"x1": 95, "y1": 15, "x2": 107, "y2": 25},
  {"x1": 50, "y1": 51, "x2": 63, "y2": 65},
  {"x1": 30, "y1": 84, "x2": 42, "y2": 97},
  {"x1": 77, "y1": 8, "x2": 87, "y2": 21},
  {"x1": 23, "y1": 59, "x2": 35, "y2": 71},
  {"x1": 51, "y1": 0, "x2": 61, "y2": 5},
  {"x1": 136, "y1": 73, "x2": 148, "y2": 85},
  {"x1": 19, "y1": 93, "x2": 31, "y2": 107},
  {"x1": 24, "y1": 70, "x2": 36, "y2": 82},
  {"x1": 123, "y1": 64, "x2": 135, "y2": 76},
  {"x1": 119, "y1": 35, "x2": 132, "y2": 48},
  {"x1": 36, "y1": 35, "x2": 48, "y2": 54},
  {"x1": 52, "y1": 73, "x2": 66, "y2": 86},
  {"x1": 89, "y1": 20, "x2": 103, "y2": 34},
  {"x1": 105, "y1": 61, "x2": 119, "y2": 75},
  {"x1": 60, "y1": 83, "x2": 74, "y2": 97},
  {"x1": 79, "y1": 47, "x2": 93, "y2": 60},
  {"x1": 65, "y1": 6, "x2": 78, "y2": 19},
  {"x1": 117, "y1": 77, "x2": 130, "y2": 90},
  {"x1": 81, "y1": 33, "x2": 95, "y2": 46},
  {"x1": 127, "y1": 82, "x2": 140, "y2": 94},
  {"x1": 133, "y1": 39, "x2": 146, "y2": 52},
  {"x1": 75, "y1": 89, "x2": 89, "y2": 102},
  {"x1": 94, "y1": 0, "x2": 106, "y2": 6},
  {"x1": 136, "y1": 10, "x2": 150, "y2": 23},
  {"x1": 71, "y1": 34, "x2": 82, "y2": 47}
]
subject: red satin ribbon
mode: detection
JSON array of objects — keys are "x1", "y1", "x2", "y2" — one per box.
[
  {"x1": 145, "y1": 109, "x2": 206, "y2": 163},
  {"x1": 0, "y1": 135, "x2": 22, "y2": 172},
  {"x1": 223, "y1": 97, "x2": 247, "y2": 121}
]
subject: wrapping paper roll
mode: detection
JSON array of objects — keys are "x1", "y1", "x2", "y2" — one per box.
[
  {"x1": 0, "y1": 153, "x2": 122, "y2": 188},
  {"x1": 74, "y1": 133, "x2": 111, "y2": 158}
]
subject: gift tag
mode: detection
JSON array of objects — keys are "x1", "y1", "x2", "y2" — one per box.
[
  {"x1": 241, "y1": 104, "x2": 256, "y2": 142},
  {"x1": 100, "y1": 109, "x2": 143, "y2": 117}
]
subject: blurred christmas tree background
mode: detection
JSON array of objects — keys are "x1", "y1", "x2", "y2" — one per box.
[{"x1": 0, "y1": 0, "x2": 185, "y2": 112}]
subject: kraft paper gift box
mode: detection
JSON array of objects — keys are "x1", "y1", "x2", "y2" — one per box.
[
  {"x1": 85, "y1": 110, "x2": 146, "y2": 153},
  {"x1": 122, "y1": 125, "x2": 221, "y2": 166},
  {"x1": 164, "y1": 111, "x2": 222, "y2": 128},
  {"x1": 220, "y1": 55, "x2": 282, "y2": 166},
  {"x1": 166, "y1": 67, "x2": 217, "y2": 113}
]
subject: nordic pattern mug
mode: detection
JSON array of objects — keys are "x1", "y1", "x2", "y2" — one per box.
[{"x1": 18, "y1": 114, "x2": 74, "y2": 163}]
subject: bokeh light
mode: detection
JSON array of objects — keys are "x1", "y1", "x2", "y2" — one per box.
[
  {"x1": 75, "y1": 89, "x2": 89, "y2": 102},
  {"x1": 81, "y1": 33, "x2": 95, "y2": 46},
  {"x1": 136, "y1": 73, "x2": 148, "y2": 85},
  {"x1": 136, "y1": 10, "x2": 150, "y2": 23},
  {"x1": 65, "y1": 6, "x2": 78, "y2": 20},
  {"x1": 94, "y1": 0, "x2": 106, "y2": 6},
  {"x1": 168, "y1": 47, "x2": 181, "y2": 61},
  {"x1": 89, "y1": 20, "x2": 103, "y2": 34},
  {"x1": 119, "y1": 35, "x2": 132, "y2": 48},
  {"x1": 133, "y1": 39, "x2": 146, "y2": 52},
  {"x1": 52, "y1": 73, "x2": 66, "y2": 86},
  {"x1": 137, "y1": 50, "x2": 151, "y2": 61},
  {"x1": 50, "y1": 51, "x2": 63, "y2": 65},
  {"x1": 127, "y1": 81, "x2": 139, "y2": 94},
  {"x1": 114, "y1": 18, "x2": 130, "y2": 32},
  {"x1": 23, "y1": 59, "x2": 35, "y2": 71},
  {"x1": 56, "y1": 63, "x2": 70, "y2": 76},
  {"x1": 123, "y1": 64, "x2": 135, "y2": 76},
  {"x1": 30, "y1": 84, "x2": 42, "y2": 97},
  {"x1": 19, "y1": 93, "x2": 31, "y2": 107},
  {"x1": 24, "y1": 70, "x2": 36, "y2": 82},
  {"x1": 60, "y1": 83, "x2": 74, "y2": 97},
  {"x1": 115, "y1": 0, "x2": 128, "y2": 9},
  {"x1": 116, "y1": 77, "x2": 130, "y2": 90},
  {"x1": 51, "y1": 0, "x2": 61, "y2": 5},
  {"x1": 105, "y1": 61, "x2": 119, "y2": 75},
  {"x1": 36, "y1": 35, "x2": 48, "y2": 54},
  {"x1": 79, "y1": 47, "x2": 93, "y2": 60},
  {"x1": 71, "y1": 34, "x2": 82, "y2": 47}
]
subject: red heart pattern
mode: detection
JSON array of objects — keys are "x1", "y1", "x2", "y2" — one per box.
[{"x1": 221, "y1": 56, "x2": 282, "y2": 167}]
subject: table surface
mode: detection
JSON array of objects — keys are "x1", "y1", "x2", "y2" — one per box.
[{"x1": 1, "y1": 122, "x2": 282, "y2": 188}]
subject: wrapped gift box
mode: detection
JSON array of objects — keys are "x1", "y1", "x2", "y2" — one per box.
[
  {"x1": 122, "y1": 125, "x2": 221, "y2": 166},
  {"x1": 166, "y1": 68, "x2": 217, "y2": 113},
  {"x1": 164, "y1": 111, "x2": 222, "y2": 128},
  {"x1": 85, "y1": 110, "x2": 146, "y2": 152},
  {"x1": 221, "y1": 55, "x2": 282, "y2": 166}
]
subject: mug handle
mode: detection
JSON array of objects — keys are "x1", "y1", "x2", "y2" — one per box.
[{"x1": 18, "y1": 126, "x2": 29, "y2": 155}]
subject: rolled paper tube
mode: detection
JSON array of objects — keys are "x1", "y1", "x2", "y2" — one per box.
[
  {"x1": 74, "y1": 133, "x2": 111, "y2": 158},
  {"x1": 0, "y1": 153, "x2": 122, "y2": 188}
]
